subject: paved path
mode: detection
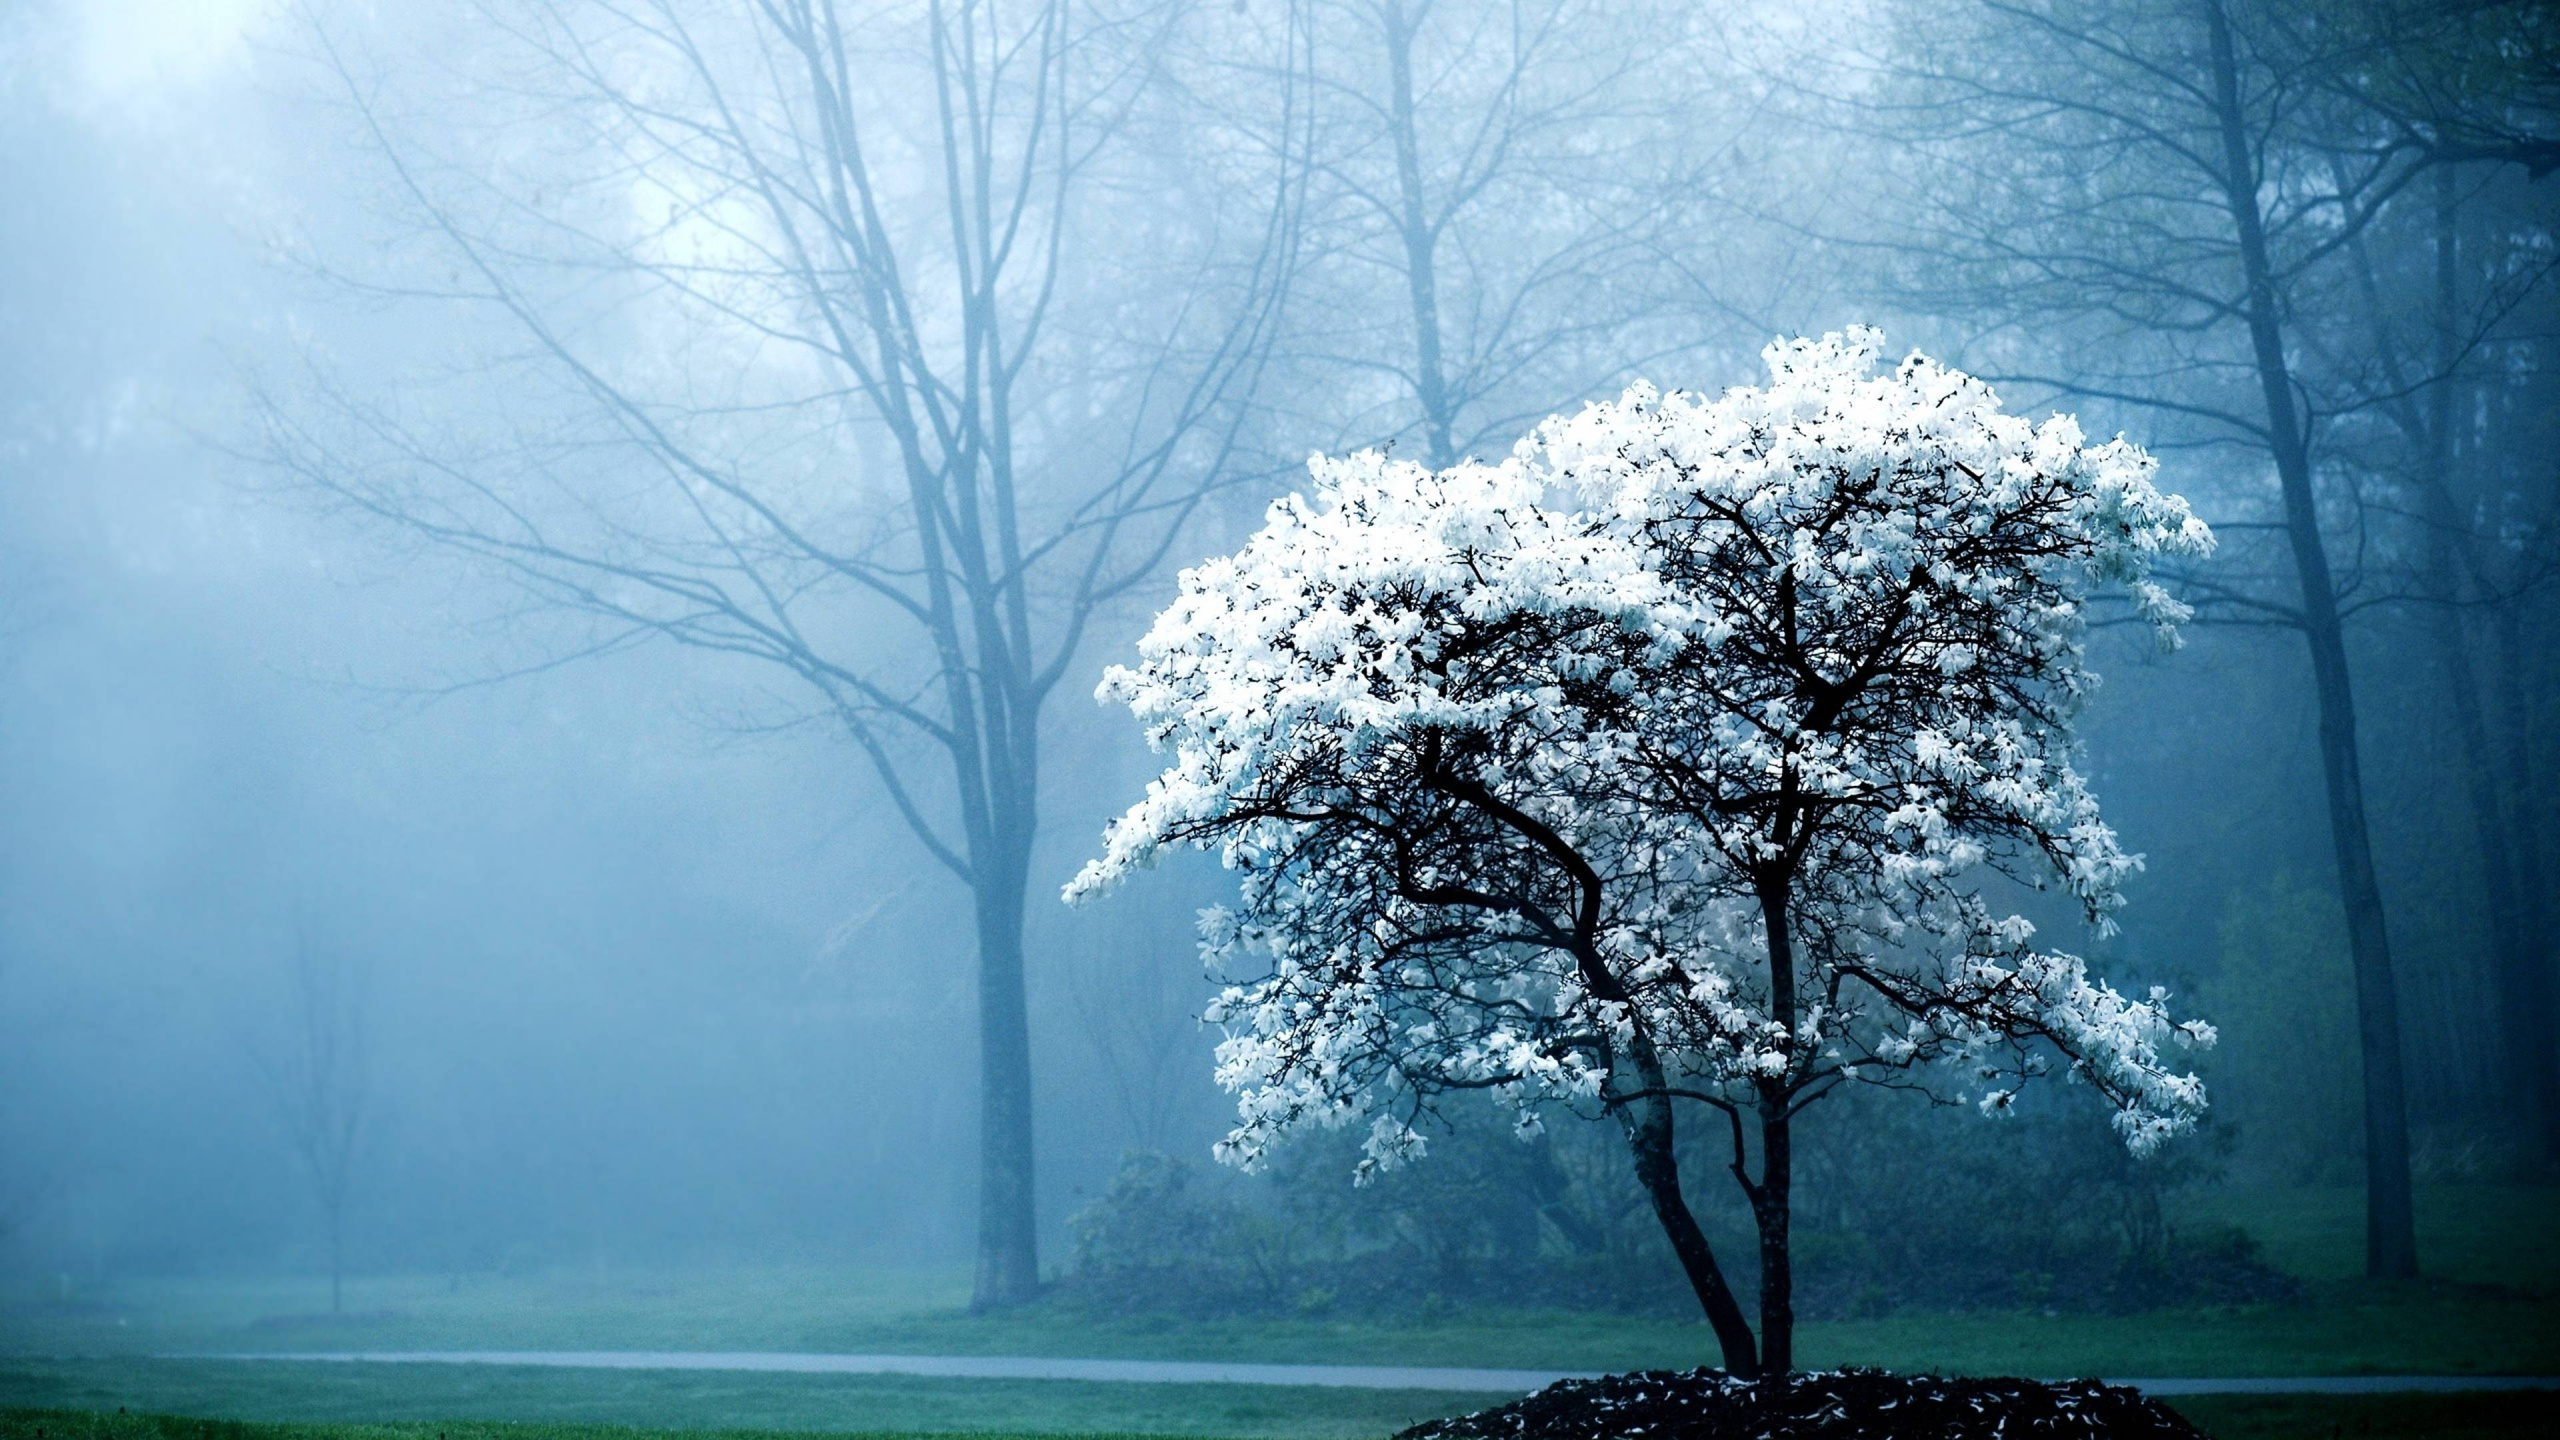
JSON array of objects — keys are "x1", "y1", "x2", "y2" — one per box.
[
  {"x1": 203, "y1": 1351, "x2": 2560, "y2": 1397},
  {"x1": 219, "y1": 1352, "x2": 1575, "y2": 1393}
]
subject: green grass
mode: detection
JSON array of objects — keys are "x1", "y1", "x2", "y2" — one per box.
[
  {"x1": 2170, "y1": 1185, "x2": 2560, "y2": 1290},
  {"x1": 0, "y1": 1410, "x2": 1177, "y2": 1440},
  {"x1": 5, "y1": 1393, "x2": 2557, "y2": 1440},
  {"x1": 5, "y1": 1272, "x2": 2551, "y2": 1378},
  {"x1": 0, "y1": 1367, "x2": 1460, "y2": 1440},
  {"x1": 7, "y1": 1186, "x2": 2548, "y2": 1376},
  {"x1": 0, "y1": 1184, "x2": 2550, "y2": 1438}
]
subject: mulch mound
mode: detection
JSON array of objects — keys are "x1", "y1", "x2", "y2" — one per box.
[{"x1": 1394, "y1": 1368, "x2": 2207, "y2": 1440}]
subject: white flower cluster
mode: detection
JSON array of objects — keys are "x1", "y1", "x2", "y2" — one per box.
[{"x1": 1072, "y1": 329, "x2": 2218, "y2": 1174}]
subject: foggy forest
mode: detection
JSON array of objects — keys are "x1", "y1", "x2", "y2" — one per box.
[{"x1": 0, "y1": 3, "x2": 2553, "y2": 1440}]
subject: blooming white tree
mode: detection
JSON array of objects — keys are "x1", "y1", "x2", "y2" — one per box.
[{"x1": 1071, "y1": 329, "x2": 2218, "y2": 1376}]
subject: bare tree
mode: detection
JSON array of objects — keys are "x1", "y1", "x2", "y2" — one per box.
[
  {"x1": 2333, "y1": 157, "x2": 2560, "y2": 1161},
  {"x1": 1259, "y1": 0, "x2": 1742, "y2": 464},
  {"x1": 1065, "y1": 936, "x2": 1208, "y2": 1155},
  {"x1": 255, "y1": 938, "x2": 370, "y2": 1316},
  {"x1": 1834, "y1": 0, "x2": 2556, "y2": 1278},
  {"x1": 259, "y1": 0, "x2": 1304, "y2": 1305}
]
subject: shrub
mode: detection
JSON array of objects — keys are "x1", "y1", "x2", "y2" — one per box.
[{"x1": 1059, "y1": 1091, "x2": 2292, "y2": 1321}]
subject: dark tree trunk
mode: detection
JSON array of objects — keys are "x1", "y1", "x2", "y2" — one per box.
[
  {"x1": 2204, "y1": 0, "x2": 2417, "y2": 1279},
  {"x1": 2489, "y1": 605, "x2": 2560, "y2": 1161},
  {"x1": 2419, "y1": 166, "x2": 2560, "y2": 1160},
  {"x1": 972, "y1": 849, "x2": 1042, "y2": 1309},
  {"x1": 1751, "y1": 885, "x2": 1798, "y2": 1373},
  {"x1": 1442, "y1": 761, "x2": 1757, "y2": 1370},
  {"x1": 1611, "y1": 1054, "x2": 1760, "y2": 1378},
  {"x1": 2432, "y1": 573, "x2": 2554, "y2": 1157},
  {"x1": 1754, "y1": 1103, "x2": 1793, "y2": 1374}
]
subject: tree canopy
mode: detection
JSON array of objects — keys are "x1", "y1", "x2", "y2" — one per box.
[{"x1": 1077, "y1": 329, "x2": 2219, "y2": 1372}]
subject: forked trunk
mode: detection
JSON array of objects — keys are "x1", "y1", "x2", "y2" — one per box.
[{"x1": 1613, "y1": 1057, "x2": 1760, "y2": 1377}]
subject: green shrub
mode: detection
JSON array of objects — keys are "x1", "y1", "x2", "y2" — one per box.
[{"x1": 1059, "y1": 1086, "x2": 2292, "y2": 1322}]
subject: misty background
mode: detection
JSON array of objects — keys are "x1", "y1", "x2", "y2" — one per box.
[{"x1": 0, "y1": 0, "x2": 2550, "y2": 1309}]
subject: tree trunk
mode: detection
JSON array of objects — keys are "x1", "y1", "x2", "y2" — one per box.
[
  {"x1": 2204, "y1": 0, "x2": 2417, "y2": 1278},
  {"x1": 1751, "y1": 883, "x2": 1798, "y2": 1372},
  {"x1": 971, "y1": 850, "x2": 1042, "y2": 1310},
  {"x1": 1611, "y1": 1058, "x2": 1760, "y2": 1377},
  {"x1": 2420, "y1": 165, "x2": 2559, "y2": 1158},
  {"x1": 2434, "y1": 583, "x2": 2553, "y2": 1157},
  {"x1": 1382, "y1": 0, "x2": 1460, "y2": 469},
  {"x1": 2489, "y1": 605, "x2": 2560, "y2": 1161},
  {"x1": 1754, "y1": 1103, "x2": 1793, "y2": 1374}
]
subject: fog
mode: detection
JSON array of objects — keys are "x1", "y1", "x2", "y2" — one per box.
[
  {"x1": 1, "y1": 2, "x2": 1229, "y2": 1279},
  {"x1": 0, "y1": 0, "x2": 2550, "y2": 1339}
]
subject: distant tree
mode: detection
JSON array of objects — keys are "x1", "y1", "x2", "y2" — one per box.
[
  {"x1": 1218, "y1": 0, "x2": 1754, "y2": 466},
  {"x1": 255, "y1": 938, "x2": 370, "y2": 1315},
  {"x1": 1837, "y1": 0, "x2": 2559, "y2": 1276},
  {"x1": 2319, "y1": 0, "x2": 2560, "y2": 176},
  {"x1": 2331, "y1": 158, "x2": 2560, "y2": 1161},
  {"x1": 1067, "y1": 927, "x2": 1217, "y2": 1156},
  {"x1": 1074, "y1": 331, "x2": 2216, "y2": 1375},
  {"x1": 260, "y1": 0, "x2": 1304, "y2": 1307},
  {"x1": 2207, "y1": 875, "x2": 2363, "y2": 1183}
]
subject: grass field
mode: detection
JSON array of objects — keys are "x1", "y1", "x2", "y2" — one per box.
[
  {"x1": 4, "y1": 1187, "x2": 2551, "y2": 1376},
  {"x1": 3, "y1": 1393, "x2": 2557, "y2": 1440},
  {"x1": 4, "y1": 1281, "x2": 2553, "y2": 1378},
  {"x1": 0, "y1": 1185, "x2": 2551, "y2": 1438},
  {"x1": 0, "y1": 1367, "x2": 1463, "y2": 1440}
]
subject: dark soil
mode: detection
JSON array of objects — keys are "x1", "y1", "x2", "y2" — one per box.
[{"x1": 1394, "y1": 1368, "x2": 2209, "y2": 1440}]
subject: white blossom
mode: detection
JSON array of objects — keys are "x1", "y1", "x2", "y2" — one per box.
[{"x1": 1074, "y1": 328, "x2": 2217, "y2": 1178}]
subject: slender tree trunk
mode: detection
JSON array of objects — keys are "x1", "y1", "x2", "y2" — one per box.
[
  {"x1": 2419, "y1": 166, "x2": 2560, "y2": 1156},
  {"x1": 2420, "y1": 405, "x2": 2539, "y2": 1154},
  {"x1": 972, "y1": 836, "x2": 1042, "y2": 1309},
  {"x1": 1381, "y1": 0, "x2": 1459, "y2": 468},
  {"x1": 1611, "y1": 1053, "x2": 1760, "y2": 1377},
  {"x1": 2204, "y1": 0, "x2": 2417, "y2": 1278},
  {"x1": 2435, "y1": 592, "x2": 2554, "y2": 1157},
  {"x1": 1754, "y1": 1103, "x2": 1793, "y2": 1374},
  {"x1": 1752, "y1": 884, "x2": 1797, "y2": 1373},
  {"x1": 2489, "y1": 605, "x2": 2560, "y2": 1161}
]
